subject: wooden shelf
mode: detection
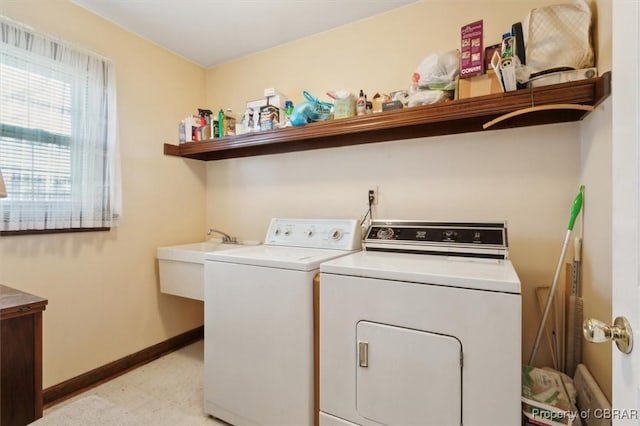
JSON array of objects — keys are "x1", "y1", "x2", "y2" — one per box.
[{"x1": 164, "y1": 72, "x2": 610, "y2": 162}]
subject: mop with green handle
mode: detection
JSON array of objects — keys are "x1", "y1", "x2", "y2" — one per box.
[{"x1": 528, "y1": 185, "x2": 585, "y2": 365}]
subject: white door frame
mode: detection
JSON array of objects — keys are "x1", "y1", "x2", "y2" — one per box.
[{"x1": 611, "y1": 0, "x2": 639, "y2": 421}]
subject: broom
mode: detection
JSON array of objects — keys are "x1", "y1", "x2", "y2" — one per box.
[{"x1": 529, "y1": 185, "x2": 584, "y2": 366}]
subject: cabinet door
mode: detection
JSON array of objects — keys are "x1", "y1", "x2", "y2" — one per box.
[
  {"x1": 1, "y1": 315, "x2": 36, "y2": 426},
  {"x1": 356, "y1": 321, "x2": 462, "y2": 426}
]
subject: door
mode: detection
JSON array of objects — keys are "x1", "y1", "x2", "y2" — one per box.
[
  {"x1": 355, "y1": 321, "x2": 462, "y2": 426},
  {"x1": 612, "y1": 0, "x2": 640, "y2": 420}
]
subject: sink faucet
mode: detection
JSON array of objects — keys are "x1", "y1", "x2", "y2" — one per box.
[{"x1": 207, "y1": 228, "x2": 237, "y2": 244}]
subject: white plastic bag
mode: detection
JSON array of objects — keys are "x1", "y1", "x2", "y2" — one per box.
[
  {"x1": 407, "y1": 90, "x2": 450, "y2": 107},
  {"x1": 524, "y1": 0, "x2": 594, "y2": 74},
  {"x1": 409, "y1": 50, "x2": 459, "y2": 106},
  {"x1": 412, "y1": 50, "x2": 460, "y2": 89}
]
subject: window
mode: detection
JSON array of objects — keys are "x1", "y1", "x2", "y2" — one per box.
[{"x1": 0, "y1": 16, "x2": 120, "y2": 233}]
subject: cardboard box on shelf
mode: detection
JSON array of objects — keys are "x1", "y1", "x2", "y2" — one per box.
[
  {"x1": 334, "y1": 94, "x2": 356, "y2": 119},
  {"x1": 259, "y1": 105, "x2": 279, "y2": 131},
  {"x1": 382, "y1": 100, "x2": 403, "y2": 111},
  {"x1": 458, "y1": 71, "x2": 502, "y2": 99},
  {"x1": 246, "y1": 95, "x2": 286, "y2": 122},
  {"x1": 371, "y1": 93, "x2": 390, "y2": 113}
]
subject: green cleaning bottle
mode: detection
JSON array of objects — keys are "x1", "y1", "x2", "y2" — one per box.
[{"x1": 217, "y1": 109, "x2": 225, "y2": 138}]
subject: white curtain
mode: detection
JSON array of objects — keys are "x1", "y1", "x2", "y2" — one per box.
[{"x1": 0, "y1": 16, "x2": 121, "y2": 231}]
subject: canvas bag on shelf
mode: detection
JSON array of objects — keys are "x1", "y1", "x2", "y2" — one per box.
[{"x1": 524, "y1": 0, "x2": 594, "y2": 75}]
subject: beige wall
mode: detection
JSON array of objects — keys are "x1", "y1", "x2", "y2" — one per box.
[
  {"x1": 578, "y1": 0, "x2": 612, "y2": 401},
  {"x1": 579, "y1": 99, "x2": 612, "y2": 400},
  {"x1": 0, "y1": 0, "x2": 208, "y2": 387},
  {"x1": 205, "y1": 0, "x2": 612, "y2": 399},
  {"x1": 208, "y1": 0, "x2": 559, "y2": 115},
  {"x1": 206, "y1": 127, "x2": 582, "y2": 376}
]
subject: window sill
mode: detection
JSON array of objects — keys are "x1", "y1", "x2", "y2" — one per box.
[{"x1": 0, "y1": 227, "x2": 110, "y2": 237}]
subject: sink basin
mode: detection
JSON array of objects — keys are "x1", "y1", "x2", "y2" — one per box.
[{"x1": 157, "y1": 240, "x2": 256, "y2": 301}]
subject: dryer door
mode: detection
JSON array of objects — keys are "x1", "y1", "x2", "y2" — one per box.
[{"x1": 356, "y1": 321, "x2": 462, "y2": 426}]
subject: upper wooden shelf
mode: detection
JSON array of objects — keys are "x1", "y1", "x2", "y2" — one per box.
[{"x1": 164, "y1": 72, "x2": 611, "y2": 162}]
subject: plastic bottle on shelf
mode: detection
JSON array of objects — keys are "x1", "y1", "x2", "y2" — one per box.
[
  {"x1": 501, "y1": 32, "x2": 514, "y2": 59},
  {"x1": 225, "y1": 108, "x2": 236, "y2": 136},
  {"x1": 356, "y1": 89, "x2": 366, "y2": 116},
  {"x1": 217, "y1": 109, "x2": 225, "y2": 138},
  {"x1": 212, "y1": 119, "x2": 219, "y2": 138},
  {"x1": 179, "y1": 120, "x2": 186, "y2": 143},
  {"x1": 285, "y1": 100, "x2": 294, "y2": 125}
]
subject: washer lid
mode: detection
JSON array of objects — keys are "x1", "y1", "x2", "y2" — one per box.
[
  {"x1": 205, "y1": 245, "x2": 358, "y2": 271},
  {"x1": 320, "y1": 250, "x2": 521, "y2": 294}
]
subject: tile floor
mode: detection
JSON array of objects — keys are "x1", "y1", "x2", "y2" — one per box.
[{"x1": 39, "y1": 340, "x2": 226, "y2": 425}]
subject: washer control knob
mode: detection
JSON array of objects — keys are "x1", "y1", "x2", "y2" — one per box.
[
  {"x1": 274, "y1": 228, "x2": 281, "y2": 236},
  {"x1": 377, "y1": 227, "x2": 394, "y2": 239},
  {"x1": 442, "y1": 230, "x2": 457, "y2": 241},
  {"x1": 284, "y1": 229, "x2": 291, "y2": 236},
  {"x1": 307, "y1": 230, "x2": 314, "y2": 237},
  {"x1": 330, "y1": 229, "x2": 343, "y2": 240}
]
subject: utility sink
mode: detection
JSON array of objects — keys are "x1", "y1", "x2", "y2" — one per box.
[{"x1": 157, "y1": 240, "x2": 257, "y2": 301}]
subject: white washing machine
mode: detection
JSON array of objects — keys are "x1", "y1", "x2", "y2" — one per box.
[
  {"x1": 319, "y1": 220, "x2": 521, "y2": 426},
  {"x1": 204, "y1": 218, "x2": 361, "y2": 426}
]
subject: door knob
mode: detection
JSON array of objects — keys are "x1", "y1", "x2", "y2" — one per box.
[{"x1": 583, "y1": 316, "x2": 633, "y2": 354}]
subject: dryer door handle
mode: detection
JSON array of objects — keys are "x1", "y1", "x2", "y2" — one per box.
[{"x1": 358, "y1": 341, "x2": 369, "y2": 367}]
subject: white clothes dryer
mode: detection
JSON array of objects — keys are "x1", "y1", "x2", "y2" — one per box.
[
  {"x1": 319, "y1": 220, "x2": 521, "y2": 426},
  {"x1": 204, "y1": 218, "x2": 361, "y2": 426}
]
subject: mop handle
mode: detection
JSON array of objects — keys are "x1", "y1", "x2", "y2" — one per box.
[
  {"x1": 528, "y1": 231, "x2": 571, "y2": 365},
  {"x1": 528, "y1": 186, "x2": 584, "y2": 365}
]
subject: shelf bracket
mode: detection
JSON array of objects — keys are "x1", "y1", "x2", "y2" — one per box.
[{"x1": 482, "y1": 103, "x2": 595, "y2": 130}]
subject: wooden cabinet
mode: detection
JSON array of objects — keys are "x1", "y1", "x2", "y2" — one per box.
[
  {"x1": 164, "y1": 73, "x2": 610, "y2": 162},
  {"x1": 1, "y1": 285, "x2": 48, "y2": 426}
]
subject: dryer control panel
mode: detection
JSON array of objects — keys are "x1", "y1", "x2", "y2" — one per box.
[
  {"x1": 265, "y1": 218, "x2": 361, "y2": 250},
  {"x1": 364, "y1": 220, "x2": 509, "y2": 259}
]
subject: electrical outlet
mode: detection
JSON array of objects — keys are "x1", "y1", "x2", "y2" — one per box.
[{"x1": 368, "y1": 186, "x2": 378, "y2": 205}]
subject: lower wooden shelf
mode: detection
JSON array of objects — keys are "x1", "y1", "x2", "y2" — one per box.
[{"x1": 164, "y1": 72, "x2": 611, "y2": 162}]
